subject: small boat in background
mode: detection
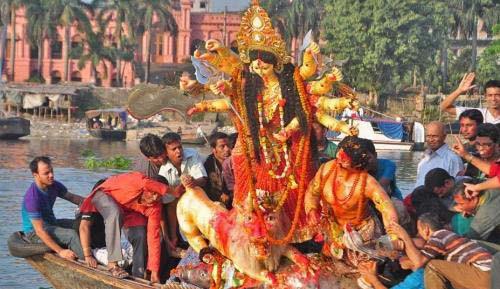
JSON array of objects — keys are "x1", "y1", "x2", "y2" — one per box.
[
  {"x1": 330, "y1": 118, "x2": 425, "y2": 151},
  {"x1": 0, "y1": 113, "x2": 30, "y2": 139},
  {"x1": 85, "y1": 108, "x2": 128, "y2": 141}
]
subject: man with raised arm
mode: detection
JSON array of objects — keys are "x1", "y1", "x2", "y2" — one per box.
[{"x1": 440, "y1": 73, "x2": 500, "y2": 124}]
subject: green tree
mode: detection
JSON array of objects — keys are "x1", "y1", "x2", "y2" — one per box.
[
  {"x1": 25, "y1": 0, "x2": 57, "y2": 79},
  {"x1": 477, "y1": 24, "x2": 500, "y2": 83},
  {"x1": 0, "y1": 0, "x2": 24, "y2": 81},
  {"x1": 97, "y1": 0, "x2": 136, "y2": 86},
  {"x1": 48, "y1": 0, "x2": 93, "y2": 82},
  {"x1": 137, "y1": 0, "x2": 177, "y2": 83},
  {"x1": 448, "y1": 0, "x2": 499, "y2": 71},
  {"x1": 322, "y1": 0, "x2": 449, "y2": 106},
  {"x1": 76, "y1": 19, "x2": 116, "y2": 83}
]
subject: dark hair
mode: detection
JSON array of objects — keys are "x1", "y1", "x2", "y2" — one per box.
[
  {"x1": 452, "y1": 178, "x2": 481, "y2": 198},
  {"x1": 476, "y1": 123, "x2": 499, "y2": 144},
  {"x1": 228, "y1": 133, "x2": 238, "y2": 149},
  {"x1": 418, "y1": 212, "x2": 443, "y2": 231},
  {"x1": 162, "y1": 132, "x2": 182, "y2": 145},
  {"x1": 361, "y1": 138, "x2": 376, "y2": 155},
  {"x1": 151, "y1": 175, "x2": 169, "y2": 185},
  {"x1": 424, "y1": 168, "x2": 453, "y2": 191},
  {"x1": 139, "y1": 134, "x2": 165, "y2": 158},
  {"x1": 208, "y1": 132, "x2": 229, "y2": 148},
  {"x1": 243, "y1": 50, "x2": 308, "y2": 162},
  {"x1": 485, "y1": 80, "x2": 500, "y2": 91},
  {"x1": 337, "y1": 136, "x2": 372, "y2": 169},
  {"x1": 458, "y1": 109, "x2": 484, "y2": 125},
  {"x1": 30, "y1": 156, "x2": 52, "y2": 173}
]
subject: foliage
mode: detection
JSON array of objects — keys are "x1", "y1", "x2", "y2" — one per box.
[
  {"x1": 26, "y1": 74, "x2": 46, "y2": 83},
  {"x1": 82, "y1": 150, "x2": 132, "y2": 170},
  {"x1": 322, "y1": 0, "x2": 450, "y2": 98},
  {"x1": 477, "y1": 24, "x2": 500, "y2": 83}
]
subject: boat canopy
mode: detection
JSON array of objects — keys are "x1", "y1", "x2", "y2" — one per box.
[{"x1": 85, "y1": 108, "x2": 128, "y2": 129}]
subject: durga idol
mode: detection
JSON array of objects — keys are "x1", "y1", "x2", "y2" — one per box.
[{"x1": 185, "y1": 0, "x2": 359, "y2": 244}]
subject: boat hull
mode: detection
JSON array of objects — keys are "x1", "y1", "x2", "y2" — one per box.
[
  {"x1": 89, "y1": 129, "x2": 127, "y2": 141},
  {"x1": 26, "y1": 253, "x2": 196, "y2": 289},
  {"x1": 0, "y1": 117, "x2": 30, "y2": 139}
]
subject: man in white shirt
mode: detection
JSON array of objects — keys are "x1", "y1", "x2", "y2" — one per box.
[
  {"x1": 414, "y1": 121, "x2": 464, "y2": 188},
  {"x1": 158, "y1": 132, "x2": 207, "y2": 251},
  {"x1": 440, "y1": 73, "x2": 500, "y2": 124}
]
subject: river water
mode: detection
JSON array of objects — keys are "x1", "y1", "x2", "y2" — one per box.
[{"x1": 0, "y1": 139, "x2": 421, "y2": 289}]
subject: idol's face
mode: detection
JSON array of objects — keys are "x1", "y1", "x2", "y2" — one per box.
[{"x1": 250, "y1": 59, "x2": 274, "y2": 78}]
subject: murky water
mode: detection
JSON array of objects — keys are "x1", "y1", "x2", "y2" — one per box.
[{"x1": 0, "y1": 139, "x2": 421, "y2": 289}]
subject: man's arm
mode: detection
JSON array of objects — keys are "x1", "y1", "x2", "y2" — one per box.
[
  {"x1": 32, "y1": 219, "x2": 77, "y2": 260},
  {"x1": 61, "y1": 191, "x2": 84, "y2": 206},
  {"x1": 387, "y1": 223, "x2": 429, "y2": 268},
  {"x1": 79, "y1": 219, "x2": 97, "y2": 268},
  {"x1": 193, "y1": 177, "x2": 207, "y2": 188},
  {"x1": 440, "y1": 72, "x2": 476, "y2": 116}
]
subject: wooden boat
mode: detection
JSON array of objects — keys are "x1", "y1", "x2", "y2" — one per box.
[
  {"x1": 26, "y1": 253, "x2": 199, "y2": 289},
  {"x1": 329, "y1": 118, "x2": 425, "y2": 151},
  {"x1": 0, "y1": 116, "x2": 30, "y2": 139},
  {"x1": 86, "y1": 108, "x2": 128, "y2": 141}
]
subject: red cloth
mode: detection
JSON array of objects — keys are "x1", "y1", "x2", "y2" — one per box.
[
  {"x1": 123, "y1": 209, "x2": 147, "y2": 228},
  {"x1": 403, "y1": 194, "x2": 415, "y2": 215},
  {"x1": 80, "y1": 172, "x2": 168, "y2": 272},
  {"x1": 489, "y1": 162, "x2": 500, "y2": 180}
]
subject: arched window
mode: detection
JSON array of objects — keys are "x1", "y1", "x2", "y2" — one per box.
[
  {"x1": 51, "y1": 37, "x2": 63, "y2": 59},
  {"x1": 51, "y1": 71, "x2": 62, "y2": 84},
  {"x1": 70, "y1": 71, "x2": 82, "y2": 82},
  {"x1": 70, "y1": 35, "x2": 83, "y2": 59}
]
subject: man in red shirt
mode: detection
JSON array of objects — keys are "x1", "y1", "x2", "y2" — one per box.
[{"x1": 80, "y1": 172, "x2": 178, "y2": 283}]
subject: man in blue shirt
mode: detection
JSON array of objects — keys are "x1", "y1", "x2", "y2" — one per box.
[{"x1": 22, "y1": 156, "x2": 84, "y2": 260}]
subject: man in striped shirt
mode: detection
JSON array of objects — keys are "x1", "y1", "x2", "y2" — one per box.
[{"x1": 390, "y1": 212, "x2": 492, "y2": 289}]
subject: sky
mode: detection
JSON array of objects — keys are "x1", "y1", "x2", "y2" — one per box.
[{"x1": 211, "y1": 0, "x2": 249, "y2": 12}]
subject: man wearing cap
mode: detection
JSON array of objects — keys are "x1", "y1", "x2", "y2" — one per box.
[
  {"x1": 79, "y1": 172, "x2": 179, "y2": 283},
  {"x1": 451, "y1": 179, "x2": 500, "y2": 243}
]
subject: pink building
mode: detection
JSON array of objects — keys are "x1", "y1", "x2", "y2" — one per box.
[{"x1": 1, "y1": 0, "x2": 242, "y2": 87}]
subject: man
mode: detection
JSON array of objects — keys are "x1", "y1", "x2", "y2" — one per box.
[
  {"x1": 138, "y1": 133, "x2": 168, "y2": 178},
  {"x1": 312, "y1": 122, "x2": 337, "y2": 163},
  {"x1": 414, "y1": 121, "x2": 463, "y2": 188},
  {"x1": 423, "y1": 168, "x2": 456, "y2": 208},
  {"x1": 204, "y1": 132, "x2": 231, "y2": 206},
  {"x1": 451, "y1": 180, "x2": 500, "y2": 243},
  {"x1": 159, "y1": 132, "x2": 207, "y2": 251},
  {"x1": 464, "y1": 123, "x2": 500, "y2": 179},
  {"x1": 79, "y1": 172, "x2": 176, "y2": 283},
  {"x1": 440, "y1": 73, "x2": 500, "y2": 124},
  {"x1": 22, "y1": 156, "x2": 84, "y2": 261},
  {"x1": 458, "y1": 109, "x2": 484, "y2": 153},
  {"x1": 222, "y1": 133, "x2": 238, "y2": 197},
  {"x1": 78, "y1": 180, "x2": 148, "y2": 279}
]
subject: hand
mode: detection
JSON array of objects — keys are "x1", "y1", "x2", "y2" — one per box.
[
  {"x1": 209, "y1": 82, "x2": 224, "y2": 95},
  {"x1": 187, "y1": 106, "x2": 199, "y2": 117},
  {"x1": 181, "y1": 175, "x2": 195, "y2": 188},
  {"x1": 58, "y1": 249, "x2": 77, "y2": 260},
  {"x1": 172, "y1": 185, "x2": 186, "y2": 198},
  {"x1": 358, "y1": 261, "x2": 379, "y2": 285},
  {"x1": 399, "y1": 256, "x2": 413, "y2": 270},
  {"x1": 387, "y1": 222, "x2": 407, "y2": 240},
  {"x1": 306, "y1": 42, "x2": 320, "y2": 55},
  {"x1": 150, "y1": 271, "x2": 160, "y2": 284},
  {"x1": 85, "y1": 255, "x2": 98, "y2": 268},
  {"x1": 452, "y1": 135, "x2": 467, "y2": 158},
  {"x1": 205, "y1": 39, "x2": 222, "y2": 52},
  {"x1": 464, "y1": 183, "x2": 480, "y2": 198},
  {"x1": 457, "y1": 72, "x2": 476, "y2": 93}
]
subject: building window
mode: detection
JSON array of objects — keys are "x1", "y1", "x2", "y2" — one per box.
[
  {"x1": 5, "y1": 38, "x2": 11, "y2": 59},
  {"x1": 70, "y1": 35, "x2": 83, "y2": 59},
  {"x1": 200, "y1": 1, "x2": 206, "y2": 9},
  {"x1": 70, "y1": 71, "x2": 82, "y2": 82},
  {"x1": 51, "y1": 41, "x2": 63, "y2": 59},
  {"x1": 51, "y1": 71, "x2": 62, "y2": 84}
]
